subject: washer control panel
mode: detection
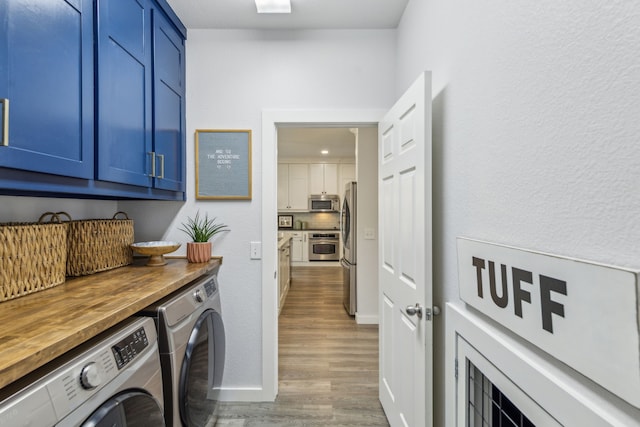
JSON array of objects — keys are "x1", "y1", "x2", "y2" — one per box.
[
  {"x1": 111, "y1": 327, "x2": 149, "y2": 369},
  {"x1": 204, "y1": 275, "x2": 218, "y2": 297}
]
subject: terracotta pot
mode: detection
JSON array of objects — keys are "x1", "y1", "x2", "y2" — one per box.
[{"x1": 186, "y1": 242, "x2": 212, "y2": 263}]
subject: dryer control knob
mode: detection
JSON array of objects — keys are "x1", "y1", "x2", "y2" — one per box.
[
  {"x1": 80, "y1": 362, "x2": 102, "y2": 389},
  {"x1": 194, "y1": 289, "x2": 204, "y2": 303}
]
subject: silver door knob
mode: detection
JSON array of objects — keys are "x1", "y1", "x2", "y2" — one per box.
[{"x1": 405, "y1": 303, "x2": 423, "y2": 319}]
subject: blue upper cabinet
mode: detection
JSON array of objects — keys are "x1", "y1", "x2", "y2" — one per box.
[
  {"x1": 96, "y1": 0, "x2": 154, "y2": 187},
  {"x1": 0, "y1": 0, "x2": 94, "y2": 178},
  {"x1": 96, "y1": 0, "x2": 186, "y2": 192},
  {"x1": 0, "y1": 0, "x2": 186, "y2": 199},
  {"x1": 152, "y1": 7, "x2": 186, "y2": 192}
]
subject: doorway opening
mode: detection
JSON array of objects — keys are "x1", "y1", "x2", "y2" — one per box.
[{"x1": 260, "y1": 109, "x2": 384, "y2": 401}]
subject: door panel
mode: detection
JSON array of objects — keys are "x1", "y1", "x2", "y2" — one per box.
[
  {"x1": 0, "y1": 0, "x2": 93, "y2": 178},
  {"x1": 399, "y1": 168, "x2": 418, "y2": 285},
  {"x1": 97, "y1": 0, "x2": 152, "y2": 187},
  {"x1": 379, "y1": 71, "x2": 432, "y2": 427},
  {"x1": 381, "y1": 176, "x2": 395, "y2": 271},
  {"x1": 153, "y1": 9, "x2": 185, "y2": 191},
  {"x1": 381, "y1": 294, "x2": 395, "y2": 399}
]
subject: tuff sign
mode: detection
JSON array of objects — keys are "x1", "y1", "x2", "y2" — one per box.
[
  {"x1": 470, "y1": 256, "x2": 567, "y2": 333},
  {"x1": 457, "y1": 237, "x2": 640, "y2": 409}
]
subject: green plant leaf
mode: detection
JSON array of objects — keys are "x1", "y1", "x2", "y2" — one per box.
[{"x1": 179, "y1": 211, "x2": 230, "y2": 242}]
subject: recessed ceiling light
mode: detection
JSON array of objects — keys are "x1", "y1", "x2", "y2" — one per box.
[
  {"x1": 255, "y1": 0, "x2": 291, "y2": 14},
  {"x1": 321, "y1": 150, "x2": 329, "y2": 155}
]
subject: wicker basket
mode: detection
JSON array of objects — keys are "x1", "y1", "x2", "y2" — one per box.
[
  {"x1": 0, "y1": 220, "x2": 67, "y2": 302},
  {"x1": 54, "y1": 211, "x2": 134, "y2": 276}
]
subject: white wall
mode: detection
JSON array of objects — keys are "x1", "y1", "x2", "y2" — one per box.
[
  {"x1": 396, "y1": 0, "x2": 640, "y2": 424},
  {"x1": 355, "y1": 126, "x2": 379, "y2": 323},
  {"x1": 124, "y1": 29, "x2": 396, "y2": 395},
  {"x1": 0, "y1": 196, "x2": 117, "y2": 222}
]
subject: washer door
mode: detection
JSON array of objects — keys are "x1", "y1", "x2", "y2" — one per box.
[
  {"x1": 179, "y1": 308, "x2": 226, "y2": 427},
  {"x1": 81, "y1": 390, "x2": 165, "y2": 427}
]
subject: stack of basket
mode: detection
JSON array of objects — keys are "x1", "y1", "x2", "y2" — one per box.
[{"x1": 0, "y1": 212, "x2": 134, "y2": 302}]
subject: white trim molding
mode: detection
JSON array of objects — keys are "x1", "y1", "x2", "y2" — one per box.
[
  {"x1": 261, "y1": 108, "x2": 386, "y2": 400},
  {"x1": 445, "y1": 303, "x2": 640, "y2": 427}
]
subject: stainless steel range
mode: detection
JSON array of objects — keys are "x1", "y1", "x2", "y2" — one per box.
[{"x1": 308, "y1": 232, "x2": 340, "y2": 261}]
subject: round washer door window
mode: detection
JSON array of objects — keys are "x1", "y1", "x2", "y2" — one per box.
[
  {"x1": 179, "y1": 308, "x2": 225, "y2": 427},
  {"x1": 81, "y1": 390, "x2": 165, "y2": 427}
]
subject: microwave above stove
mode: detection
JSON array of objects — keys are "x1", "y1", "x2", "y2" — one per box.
[{"x1": 308, "y1": 195, "x2": 340, "y2": 212}]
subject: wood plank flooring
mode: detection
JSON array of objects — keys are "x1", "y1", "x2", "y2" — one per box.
[{"x1": 215, "y1": 266, "x2": 389, "y2": 426}]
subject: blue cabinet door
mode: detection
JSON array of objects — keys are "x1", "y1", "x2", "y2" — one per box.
[
  {"x1": 0, "y1": 0, "x2": 94, "y2": 178},
  {"x1": 152, "y1": 8, "x2": 185, "y2": 192},
  {"x1": 97, "y1": 0, "x2": 153, "y2": 187}
]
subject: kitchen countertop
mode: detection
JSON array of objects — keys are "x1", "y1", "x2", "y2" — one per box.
[
  {"x1": 278, "y1": 228, "x2": 340, "y2": 232},
  {"x1": 0, "y1": 257, "x2": 221, "y2": 391}
]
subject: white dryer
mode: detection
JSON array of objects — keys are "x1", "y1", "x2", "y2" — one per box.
[
  {"x1": 141, "y1": 266, "x2": 226, "y2": 427},
  {"x1": 0, "y1": 317, "x2": 164, "y2": 427}
]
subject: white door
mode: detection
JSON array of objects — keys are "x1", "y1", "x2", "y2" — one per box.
[{"x1": 378, "y1": 71, "x2": 433, "y2": 427}]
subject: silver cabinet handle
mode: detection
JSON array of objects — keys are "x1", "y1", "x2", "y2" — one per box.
[
  {"x1": 1, "y1": 98, "x2": 8, "y2": 147},
  {"x1": 157, "y1": 154, "x2": 165, "y2": 179},
  {"x1": 148, "y1": 152, "x2": 156, "y2": 177}
]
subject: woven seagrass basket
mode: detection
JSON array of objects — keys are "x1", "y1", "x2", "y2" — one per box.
[
  {"x1": 0, "y1": 220, "x2": 67, "y2": 302},
  {"x1": 49, "y1": 211, "x2": 134, "y2": 276}
]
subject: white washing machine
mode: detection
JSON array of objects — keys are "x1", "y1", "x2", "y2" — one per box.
[
  {"x1": 0, "y1": 317, "x2": 164, "y2": 427},
  {"x1": 141, "y1": 266, "x2": 226, "y2": 427}
]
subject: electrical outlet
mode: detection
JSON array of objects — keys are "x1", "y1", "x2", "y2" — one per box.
[{"x1": 250, "y1": 241, "x2": 262, "y2": 259}]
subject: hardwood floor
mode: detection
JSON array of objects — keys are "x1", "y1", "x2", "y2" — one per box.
[{"x1": 215, "y1": 266, "x2": 389, "y2": 426}]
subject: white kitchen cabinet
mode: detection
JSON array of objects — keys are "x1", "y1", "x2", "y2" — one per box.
[
  {"x1": 302, "y1": 231, "x2": 309, "y2": 261},
  {"x1": 289, "y1": 231, "x2": 306, "y2": 262},
  {"x1": 339, "y1": 163, "x2": 355, "y2": 196},
  {"x1": 308, "y1": 163, "x2": 338, "y2": 195},
  {"x1": 278, "y1": 163, "x2": 309, "y2": 210},
  {"x1": 278, "y1": 237, "x2": 291, "y2": 314}
]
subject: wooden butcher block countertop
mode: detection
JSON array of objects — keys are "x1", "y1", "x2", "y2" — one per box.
[{"x1": 0, "y1": 257, "x2": 222, "y2": 391}]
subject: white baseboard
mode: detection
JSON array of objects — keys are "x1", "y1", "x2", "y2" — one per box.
[
  {"x1": 291, "y1": 261, "x2": 341, "y2": 267},
  {"x1": 218, "y1": 387, "x2": 274, "y2": 402},
  {"x1": 356, "y1": 313, "x2": 379, "y2": 324}
]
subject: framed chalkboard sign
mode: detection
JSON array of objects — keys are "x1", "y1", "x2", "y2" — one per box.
[{"x1": 195, "y1": 129, "x2": 252, "y2": 200}]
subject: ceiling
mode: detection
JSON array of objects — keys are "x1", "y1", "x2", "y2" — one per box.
[
  {"x1": 277, "y1": 127, "x2": 357, "y2": 160},
  {"x1": 166, "y1": 1, "x2": 400, "y2": 160},
  {"x1": 166, "y1": 0, "x2": 409, "y2": 30}
]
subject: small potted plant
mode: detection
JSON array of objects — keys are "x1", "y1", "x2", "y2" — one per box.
[{"x1": 179, "y1": 211, "x2": 229, "y2": 263}]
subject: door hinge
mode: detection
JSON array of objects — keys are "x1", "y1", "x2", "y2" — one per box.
[{"x1": 455, "y1": 358, "x2": 459, "y2": 381}]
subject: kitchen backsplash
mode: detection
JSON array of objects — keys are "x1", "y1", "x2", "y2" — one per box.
[{"x1": 279, "y1": 212, "x2": 339, "y2": 230}]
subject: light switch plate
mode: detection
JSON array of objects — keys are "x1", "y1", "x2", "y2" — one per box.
[
  {"x1": 250, "y1": 241, "x2": 262, "y2": 259},
  {"x1": 364, "y1": 228, "x2": 375, "y2": 240}
]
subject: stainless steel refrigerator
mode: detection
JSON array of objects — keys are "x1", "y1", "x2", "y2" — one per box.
[{"x1": 341, "y1": 181, "x2": 357, "y2": 315}]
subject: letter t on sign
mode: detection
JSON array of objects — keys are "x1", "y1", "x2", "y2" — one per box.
[{"x1": 472, "y1": 257, "x2": 486, "y2": 298}]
